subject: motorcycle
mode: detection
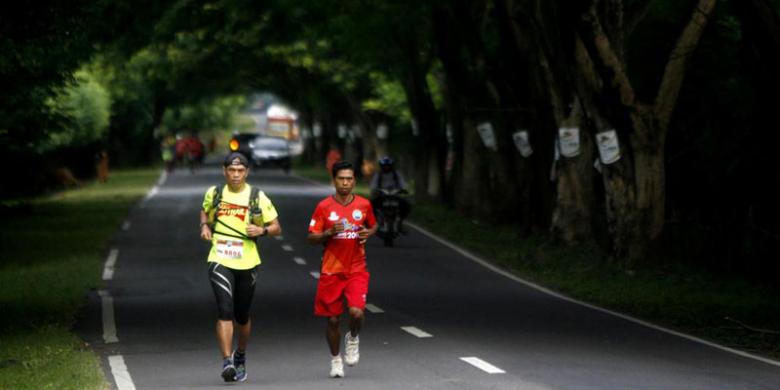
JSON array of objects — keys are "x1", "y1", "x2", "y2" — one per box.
[{"x1": 374, "y1": 188, "x2": 406, "y2": 247}]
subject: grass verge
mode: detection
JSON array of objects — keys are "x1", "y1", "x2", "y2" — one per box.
[
  {"x1": 294, "y1": 165, "x2": 780, "y2": 360},
  {"x1": 0, "y1": 168, "x2": 160, "y2": 390}
]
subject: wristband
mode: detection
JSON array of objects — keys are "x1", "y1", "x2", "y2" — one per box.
[{"x1": 200, "y1": 222, "x2": 208, "y2": 228}]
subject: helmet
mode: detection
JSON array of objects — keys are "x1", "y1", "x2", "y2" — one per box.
[{"x1": 378, "y1": 156, "x2": 394, "y2": 167}]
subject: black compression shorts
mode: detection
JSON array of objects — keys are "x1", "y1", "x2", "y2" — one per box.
[{"x1": 208, "y1": 262, "x2": 258, "y2": 324}]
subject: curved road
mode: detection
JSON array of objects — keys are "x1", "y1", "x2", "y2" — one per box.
[{"x1": 77, "y1": 161, "x2": 780, "y2": 389}]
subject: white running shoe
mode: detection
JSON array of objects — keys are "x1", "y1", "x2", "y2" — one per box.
[
  {"x1": 329, "y1": 355, "x2": 344, "y2": 378},
  {"x1": 344, "y1": 334, "x2": 360, "y2": 366}
]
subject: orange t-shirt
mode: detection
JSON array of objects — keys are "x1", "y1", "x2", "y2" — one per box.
[{"x1": 309, "y1": 195, "x2": 376, "y2": 274}]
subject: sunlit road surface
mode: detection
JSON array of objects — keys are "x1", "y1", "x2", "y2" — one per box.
[{"x1": 77, "y1": 159, "x2": 780, "y2": 389}]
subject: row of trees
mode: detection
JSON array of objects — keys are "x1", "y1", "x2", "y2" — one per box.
[
  {"x1": 3, "y1": 0, "x2": 779, "y2": 276},
  {"x1": 250, "y1": 0, "x2": 778, "y2": 272},
  {"x1": 1, "y1": 1, "x2": 251, "y2": 188}
]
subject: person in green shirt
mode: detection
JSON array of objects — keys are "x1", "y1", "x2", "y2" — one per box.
[{"x1": 199, "y1": 152, "x2": 281, "y2": 382}]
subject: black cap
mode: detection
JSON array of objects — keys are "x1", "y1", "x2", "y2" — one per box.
[{"x1": 224, "y1": 152, "x2": 249, "y2": 167}]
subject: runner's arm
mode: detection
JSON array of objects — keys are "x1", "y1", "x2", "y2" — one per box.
[
  {"x1": 247, "y1": 217, "x2": 281, "y2": 237},
  {"x1": 358, "y1": 222, "x2": 378, "y2": 245},
  {"x1": 307, "y1": 223, "x2": 345, "y2": 244},
  {"x1": 199, "y1": 209, "x2": 212, "y2": 241}
]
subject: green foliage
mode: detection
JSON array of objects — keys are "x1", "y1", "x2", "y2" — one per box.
[
  {"x1": 0, "y1": 327, "x2": 105, "y2": 390},
  {"x1": 0, "y1": 167, "x2": 159, "y2": 388},
  {"x1": 157, "y1": 95, "x2": 249, "y2": 135},
  {"x1": 42, "y1": 70, "x2": 111, "y2": 152},
  {"x1": 0, "y1": 1, "x2": 171, "y2": 153},
  {"x1": 363, "y1": 72, "x2": 411, "y2": 122}
]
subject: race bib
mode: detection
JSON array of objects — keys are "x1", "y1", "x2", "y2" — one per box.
[{"x1": 216, "y1": 239, "x2": 244, "y2": 259}]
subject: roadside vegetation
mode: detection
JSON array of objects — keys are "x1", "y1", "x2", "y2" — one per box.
[
  {"x1": 0, "y1": 168, "x2": 159, "y2": 389},
  {"x1": 295, "y1": 164, "x2": 780, "y2": 361}
]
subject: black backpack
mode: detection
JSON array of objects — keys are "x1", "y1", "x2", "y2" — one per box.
[{"x1": 210, "y1": 184, "x2": 262, "y2": 240}]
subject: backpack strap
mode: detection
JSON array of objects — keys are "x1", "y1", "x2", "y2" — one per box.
[
  {"x1": 211, "y1": 183, "x2": 249, "y2": 240},
  {"x1": 211, "y1": 184, "x2": 225, "y2": 210},
  {"x1": 211, "y1": 184, "x2": 263, "y2": 241},
  {"x1": 249, "y1": 186, "x2": 261, "y2": 214}
]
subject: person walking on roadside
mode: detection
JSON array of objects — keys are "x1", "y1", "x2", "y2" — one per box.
[
  {"x1": 199, "y1": 152, "x2": 282, "y2": 382},
  {"x1": 307, "y1": 161, "x2": 377, "y2": 378}
]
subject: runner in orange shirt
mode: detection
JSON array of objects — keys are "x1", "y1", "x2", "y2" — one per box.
[{"x1": 307, "y1": 161, "x2": 377, "y2": 378}]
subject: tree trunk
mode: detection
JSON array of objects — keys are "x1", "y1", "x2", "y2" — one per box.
[
  {"x1": 461, "y1": 115, "x2": 489, "y2": 216},
  {"x1": 401, "y1": 56, "x2": 443, "y2": 202},
  {"x1": 550, "y1": 122, "x2": 595, "y2": 243},
  {"x1": 346, "y1": 93, "x2": 381, "y2": 179},
  {"x1": 432, "y1": 3, "x2": 492, "y2": 216},
  {"x1": 574, "y1": 0, "x2": 716, "y2": 266}
]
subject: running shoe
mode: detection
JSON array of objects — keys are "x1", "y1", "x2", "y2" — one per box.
[
  {"x1": 232, "y1": 350, "x2": 247, "y2": 382},
  {"x1": 329, "y1": 355, "x2": 344, "y2": 378},
  {"x1": 344, "y1": 334, "x2": 360, "y2": 366},
  {"x1": 221, "y1": 356, "x2": 237, "y2": 382}
]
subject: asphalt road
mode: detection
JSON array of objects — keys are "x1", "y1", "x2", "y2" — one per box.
[{"x1": 77, "y1": 160, "x2": 780, "y2": 389}]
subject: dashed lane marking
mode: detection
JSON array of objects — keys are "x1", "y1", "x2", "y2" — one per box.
[
  {"x1": 274, "y1": 235, "x2": 284, "y2": 241},
  {"x1": 140, "y1": 186, "x2": 158, "y2": 207},
  {"x1": 310, "y1": 271, "x2": 320, "y2": 279},
  {"x1": 156, "y1": 169, "x2": 168, "y2": 186},
  {"x1": 401, "y1": 326, "x2": 433, "y2": 338},
  {"x1": 121, "y1": 221, "x2": 131, "y2": 231},
  {"x1": 108, "y1": 355, "x2": 137, "y2": 390},
  {"x1": 365, "y1": 303, "x2": 384, "y2": 313},
  {"x1": 293, "y1": 257, "x2": 306, "y2": 265},
  {"x1": 102, "y1": 248, "x2": 119, "y2": 280},
  {"x1": 282, "y1": 244, "x2": 293, "y2": 252},
  {"x1": 460, "y1": 357, "x2": 506, "y2": 374},
  {"x1": 98, "y1": 290, "x2": 118, "y2": 343}
]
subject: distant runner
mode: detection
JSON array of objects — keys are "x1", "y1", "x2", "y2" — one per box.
[
  {"x1": 199, "y1": 152, "x2": 282, "y2": 382},
  {"x1": 307, "y1": 161, "x2": 377, "y2": 378}
]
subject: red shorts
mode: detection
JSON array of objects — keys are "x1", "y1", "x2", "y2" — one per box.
[{"x1": 314, "y1": 271, "x2": 370, "y2": 317}]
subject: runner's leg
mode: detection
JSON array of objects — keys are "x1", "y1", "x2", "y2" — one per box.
[
  {"x1": 209, "y1": 263, "x2": 236, "y2": 358},
  {"x1": 327, "y1": 316, "x2": 341, "y2": 356},
  {"x1": 348, "y1": 307, "x2": 364, "y2": 337},
  {"x1": 233, "y1": 266, "x2": 257, "y2": 353},
  {"x1": 216, "y1": 321, "x2": 234, "y2": 358},
  {"x1": 345, "y1": 272, "x2": 369, "y2": 337},
  {"x1": 315, "y1": 274, "x2": 347, "y2": 356}
]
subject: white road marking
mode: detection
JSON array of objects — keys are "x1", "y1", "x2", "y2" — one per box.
[
  {"x1": 140, "y1": 186, "x2": 159, "y2": 207},
  {"x1": 309, "y1": 271, "x2": 320, "y2": 279},
  {"x1": 121, "y1": 221, "x2": 131, "y2": 231},
  {"x1": 108, "y1": 355, "x2": 137, "y2": 390},
  {"x1": 460, "y1": 357, "x2": 506, "y2": 374},
  {"x1": 282, "y1": 244, "x2": 293, "y2": 252},
  {"x1": 102, "y1": 248, "x2": 119, "y2": 280},
  {"x1": 156, "y1": 169, "x2": 168, "y2": 186},
  {"x1": 274, "y1": 235, "x2": 284, "y2": 241},
  {"x1": 407, "y1": 221, "x2": 780, "y2": 368},
  {"x1": 401, "y1": 326, "x2": 433, "y2": 338},
  {"x1": 365, "y1": 303, "x2": 384, "y2": 313},
  {"x1": 148, "y1": 186, "x2": 159, "y2": 199},
  {"x1": 293, "y1": 257, "x2": 306, "y2": 265},
  {"x1": 98, "y1": 290, "x2": 118, "y2": 343}
]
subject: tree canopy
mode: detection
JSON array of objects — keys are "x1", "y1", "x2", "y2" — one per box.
[{"x1": 3, "y1": 0, "x2": 780, "y2": 280}]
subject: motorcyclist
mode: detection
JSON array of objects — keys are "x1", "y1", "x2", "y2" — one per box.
[{"x1": 369, "y1": 156, "x2": 410, "y2": 233}]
